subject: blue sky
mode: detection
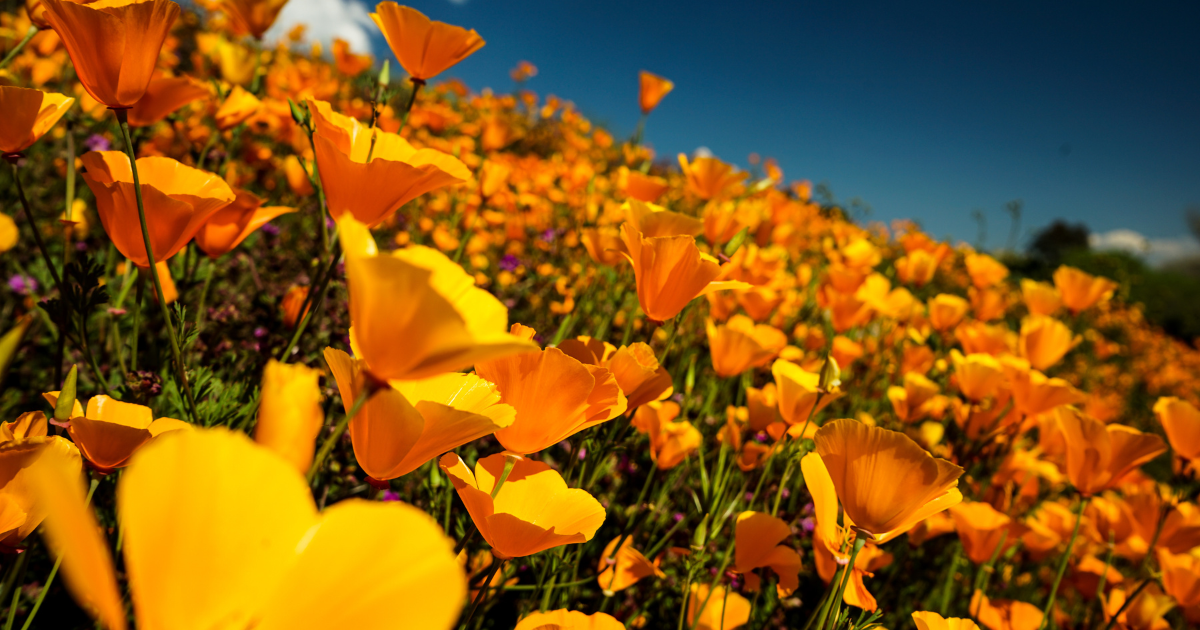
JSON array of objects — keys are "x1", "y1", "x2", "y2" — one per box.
[{"x1": 270, "y1": 0, "x2": 1200, "y2": 256}]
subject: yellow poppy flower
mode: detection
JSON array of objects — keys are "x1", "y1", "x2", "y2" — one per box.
[
  {"x1": 31, "y1": 428, "x2": 466, "y2": 630},
  {"x1": 440, "y1": 452, "x2": 606, "y2": 559}
]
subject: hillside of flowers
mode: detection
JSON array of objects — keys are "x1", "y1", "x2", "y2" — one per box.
[{"x1": 1, "y1": 1, "x2": 1200, "y2": 629}]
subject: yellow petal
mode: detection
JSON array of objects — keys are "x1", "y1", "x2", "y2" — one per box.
[
  {"x1": 119, "y1": 428, "x2": 318, "y2": 630},
  {"x1": 255, "y1": 500, "x2": 465, "y2": 630},
  {"x1": 27, "y1": 445, "x2": 125, "y2": 630}
]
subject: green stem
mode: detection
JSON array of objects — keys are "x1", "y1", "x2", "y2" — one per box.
[
  {"x1": 307, "y1": 388, "x2": 369, "y2": 484},
  {"x1": 277, "y1": 240, "x2": 340, "y2": 362},
  {"x1": 1039, "y1": 496, "x2": 1088, "y2": 629},
  {"x1": 396, "y1": 79, "x2": 423, "y2": 133},
  {"x1": 19, "y1": 479, "x2": 97, "y2": 630},
  {"x1": 1100, "y1": 577, "x2": 1152, "y2": 630},
  {"x1": 9, "y1": 162, "x2": 64, "y2": 292},
  {"x1": 820, "y1": 538, "x2": 865, "y2": 630},
  {"x1": 115, "y1": 110, "x2": 200, "y2": 423},
  {"x1": 460, "y1": 560, "x2": 503, "y2": 629},
  {"x1": 130, "y1": 270, "x2": 144, "y2": 374},
  {"x1": 0, "y1": 26, "x2": 36, "y2": 70},
  {"x1": 939, "y1": 542, "x2": 962, "y2": 615}
]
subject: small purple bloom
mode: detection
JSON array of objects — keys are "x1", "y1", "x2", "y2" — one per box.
[
  {"x1": 499, "y1": 254, "x2": 520, "y2": 271},
  {"x1": 253, "y1": 326, "x2": 268, "y2": 338},
  {"x1": 75, "y1": 241, "x2": 87, "y2": 251},
  {"x1": 541, "y1": 228, "x2": 557, "y2": 242},
  {"x1": 7, "y1": 275, "x2": 36, "y2": 295},
  {"x1": 558, "y1": 440, "x2": 571, "y2": 452},
  {"x1": 753, "y1": 431, "x2": 769, "y2": 443},
  {"x1": 577, "y1": 447, "x2": 587, "y2": 460},
  {"x1": 744, "y1": 492, "x2": 755, "y2": 502},
  {"x1": 781, "y1": 488, "x2": 791, "y2": 499},
  {"x1": 260, "y1": 223, "x2": 281, "y2": 236},
  {"x1": 800, "y1": 517, "x2": 816, "y2": 533},
  {"x1": 673, "y1": 512, "x2": 684, "y2": 522},
  {"x1": 83, "y1": 134, "x2": 110, "y2": 152},
  {"x1": 381, "y1": 490, "x2": 401, "y2": 502},
  {"x1": 325, "y1": 216, "x2": 335, "y2": 229}
]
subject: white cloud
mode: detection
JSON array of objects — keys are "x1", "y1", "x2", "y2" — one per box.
[
  {"x1": 263, "y1": 0, "x2": 377, "y2": 54},
  {"x1": 692, "y1": 146, "x2": 713, "y2": 159},
  {"x1": 1089, "y1": 228, "x2": 1200, "y2": 266}
]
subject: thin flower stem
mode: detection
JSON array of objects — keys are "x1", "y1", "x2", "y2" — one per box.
[
  {"x1": 19, "y1": 479, "x2": 97, "y2": 630},
  {"x1": 277, "y1": 240, "x2": 340, "y2": 362},
  {"x1": 1039, "y1": 495, "x2": 1088, "y2": 630},
  {"x1": 307, "y1": 388, "x2": 369, "y2": 484},
  {"x1": 0, "y1": 25, "x2": 36, "y2": 70},
  {"x1": 819, "y1": 538, "x2": 865, "y2": 630},
  {"x1": 1100, "y1": 577, "x2": 1152, "y2": 630},
  {"x1": 938, "y1": 542, "x2": 962, "y2": 615},
  {"x1": 460, "y1": 559, "x2": 503, "y2": 630},
  {"x1": 9, "y1": 162, "x2": 64, "y2": 292},
  {"x1": 115, "y1": 111, "x2": 200, "y2": 423},
  {"x1": 130, "y1": 270, "x2": 144, "y2": 373},
  {"x1": 396, "y1": 79, "x2": 423, "y2": 133},
  {"x1": 1082, "y1": 532, "x2": 1116, "y2": 628}
]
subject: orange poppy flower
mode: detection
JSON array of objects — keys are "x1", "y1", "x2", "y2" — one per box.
[
  {"x1": 214, "y1": 85, "x2": 262, "y2": 131},
  {"x1": 439, "y1": 452, "x2": 605, "y2": 558},
  {"x1": 45, "y1": 393, "x2": 189, "y2": 472},
  {"x1": 81, "y1": 151, "x2": 235, "y2": 267},
  {"x1": 631, "y1": 401, "x2": 701, "y2": 469},
  {"x1": 928, "y1": 294, "x2": 970, "y2": 331},
  {"x1": 40, "y1": 0, "x2": 180, "y2": 108},
  {"x1": 333, "y1": 38, "x2": 374, "y2": 76},
  {"x1": 325, "y1": 347, "x2": 514, "y2": 482},
  {"x1": 969, "y1": 591, "x2": 1043, "y2": 630},
  {"x1": 0, "y1": 86, "x2": 74, "y2": 155},
  {"x1": 476, "y1": 325, "x2": 627, "y2": 455},
  {"x1": 1020, "y1": 279, "x2": 1061, "y2": 316},
  {"x1": 956, "y1": 320, "x2": 1015, "y2": 357},
  {"x1": 371, "y1": 2, "x2": 484, "y2": 82},
  {"x1": 965, "y1": 253, "x2": 1009, "y2": 289},
  {"x1": 127, "y1": 75, "x2": 209, "y2": 127},
  {"x1": 515, "y1": 610, "x2": 624, "y2": 630},
  {"x1": 1053, "y1": 265, "x2": 1118, "y2": 314},
  {"x1": 950, "y1": 351, "x2": 1004, "y2": 402},
  {"x1": 677, "y1": 153, "x2": 745, "y2": 200},
  {"x1": 1056, "y1": 407, "x2": 1166, "y2": 496},
  {"x1": 254, "y1": 360, "x2": 323, "y2": 474},
  {"x1": 618, "y1": 166, "x2": 669, "y2": 202},
  {"x1": 914, "y1": 612, "x2": 981, "y2": 630},
  {"x1": 1103, "y1": 582, "x2": 1175, "y2": 630},
  {"x1": 309, "y1": 99, "x2": 470, "y2": 227},
  {"x1": 280, "y1": 284, "x2": 310, "y2": 328},
  {"x1": 950, "y1": 501, "x2": 1022, "y2": 564},
  {"x1": 638, "y1": 70, "x2": 674, "y2": 115},
  {"x1": 895, "y1": 249, "x2": 939, "y2": 286},
  {"x1": 687, "y1": 583, "x2": 751, "y2": 630},
  {"x1": 771, "y1": 359, "x2": 840, "y2": 425},
  {"x1": 596, "y1": 537, "x2": 663, "y2": 595},
  {"x1": 888, "y1": 372, "x2": 943, "y2": 423},
  {"x1": 813, "y1": 419, "x2": 963, "y2": 543},
  {"x1": 221, "y1": 0, "x2": 289, "y2": 39},
  {"x1": 1159, "y1": 549, "x2": 1200, "y2": 609},
  {"x1": 1004, "y1": 358, "x2": 1085, "y2": 417},
  {"x1": 733, "y1": 511, "x2": 801, "y2": 595},
  {"x1": 283, "y1": 155, "x2": 314, "y2": 196},
  {"x1": 970, "y1": 287, "x2": 1009, "y2": 322},
  {"x1": 1153, "y1": 397, "x2": 1200, "y2": 463},
  {"x1": 338, "y1": 216, "x2": 536, "y2": 382},
  {"x1": 908, "y1": 511, "x2": 956, "y2": 546},
  {"x1": 706, "y1": 316, "x2": 787, "y2": 377},
  {"x1": 620, "y1": 223, "x2": 746, "y2": 323},
  {"x1": 1018, "y1": 315, "x2": 1076, "y2": 370},
  {"x1": 557, "y1": 337, "x2": 673, "y2": 410},
  {"x1": 32, "y1": 428, "x2": 466, "y2": 630},
  {"x1": 0, "y1": 434, "x2": 81, "y2": 551},
  {"x1": 194, "y1": 188, "x2": 294, "y2": 258},
  {"x1": 625, "y1": 198, "x2": 704, "y2": 238}
]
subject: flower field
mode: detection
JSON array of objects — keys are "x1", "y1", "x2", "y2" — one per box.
[{"x1": 2, "y1": 1, "x2": 1200, "y2": 629}]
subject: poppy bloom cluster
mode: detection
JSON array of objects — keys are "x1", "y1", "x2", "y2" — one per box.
[{"x1": 1, "y1": 1, "x2": 1198, "y2": 629}]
